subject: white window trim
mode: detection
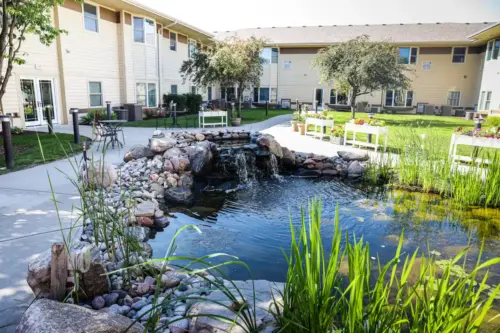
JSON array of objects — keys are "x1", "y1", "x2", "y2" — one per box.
[
  {"x1": 384, "y1": 89, "x2": 414, "y2": 107},
  {"x1": 88, "y1": 81, "x2": 103, "y2": 108},
  {"x1": 82, "y1": 2, "x2": 99, "y2": 34},
  {"x1": 135, "y1": 82, "x2": 158, "y2": 107},
  {"x1": 484, "y1": 91, "x2": 493, "y2": 110},
  {"x1": 329, "y1": 89, "x2": 350, "y2": 105},
  {"x1": 133, "y1": 16, "x2": 156, "y2": 47},
  {"x1": 451, "y1": 46, "x2": 467, "y2": 64},
  {"x1": 398, "y1": 47, "x2": 418, "y2": 65},
  {"x1": 170, "y1": 31, "x2": 177, "y2": 52},
  {"x1": 446, "y1": 91, "x2": 461, "y2": 107},
  {"x1": 170, "y1": 84, "x2": 178, "y2": 94}
]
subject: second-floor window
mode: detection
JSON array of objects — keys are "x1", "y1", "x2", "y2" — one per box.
[
  {"x1": 84, "y1": 4, "x2": 98, "y2": 32},
  {"x1": 133, "y1": 17, "x2": 155, "y2": 46},
  {"x1": 452, "y1": 47, "x2": 466, "y2": 63},
  {"x1": 399, "y1": 47, "x2": 418, "y2": 64},
  {"x1": 260, "y1": 48, "x2": 279, "y2": 64},
  {"x1": 188, "y1": 40, "x2": 197, "y2": 58},
  {"x1": 170, "y1": 32, "x2": 177, "y2": 51}
]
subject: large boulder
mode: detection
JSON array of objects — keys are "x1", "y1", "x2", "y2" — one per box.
[
  {"x1": 84, "y1": 161, "x2": 117, "y2": 189},
  {"x1": 281, "y1": 147, "x2": 296, "y2": 169},
  {"x1": 188, "y1": 141, "x2": 216, "y2": 176},
  {"x1": 27, "y1": 245, "x2": 111, "y2": 301},
  {"x1": 189, "y1": 280, "x2": 283, "y2": 333},
  {"x1": 16, "y1": 299, "x2": 144, "y2": 333},
  {"x1": 347, "y1": 161, "x2": 364, "y2": 178},
  {"x1": 124, "y1": 145, "x2": 154, "y2": 162},
  {"x1": 164, "y1": 187, "x2": 194, "y2": 205},
  {"x1": 338, "y1": 151, "x2": 369, "y2": 162},
  {"x1": 163, "y1": 147, "x2": 185, "y2": 160},
  {"x1": 256, "y1": 134, "x2": 283, "y2": 158},
  {"x1": 150, "y1": 138, "x2": 176, "y2": 153},
  {"x1": 171, "y1": 156, "x2": 191, "y2": 172}
]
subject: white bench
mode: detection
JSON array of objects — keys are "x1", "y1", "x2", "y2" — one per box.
[
  {"x1": 448, "y1": 133, "x2": 500, "y2": 165},
  {"x1": 344, "y1": 122, "x2": 389, "y2": 152},
  {"x1": 199, "y1": 111, "x2": 228, "y2": 128},
  {"x1": 305, "y1": 117, "x2": 334, "y2": 139}
]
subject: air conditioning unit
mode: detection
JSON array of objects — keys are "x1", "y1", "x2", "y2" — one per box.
[
  {"x1": 434, "y1": 105, "x2": 442, "y2": 115},
  {"x1": 369, "y1": 106, "x2": 381, "y2": 114}
]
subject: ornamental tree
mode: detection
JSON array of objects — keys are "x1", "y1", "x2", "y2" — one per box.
[
  {"x1": 180, "y1": 36, "x2": 265, "y2": 118},
  {"x1": 312, "y1": 35, "x2": 412, "y2": 118},
  {"x1": 0, "y1": 0, "x2": 73, "y2": 114}
]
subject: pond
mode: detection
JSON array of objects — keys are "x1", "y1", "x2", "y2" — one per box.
[{"x1": 149, "y1": 177, "x2": 500, "y2": 283}]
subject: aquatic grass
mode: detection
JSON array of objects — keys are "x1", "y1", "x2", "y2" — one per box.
[{"x1": 272, "y1": 199, "x2": 500, "y2": 333}]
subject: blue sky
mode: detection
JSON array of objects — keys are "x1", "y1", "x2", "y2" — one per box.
[{"x1": 138, "y1": 0, "x2": 500, "y2": 33}]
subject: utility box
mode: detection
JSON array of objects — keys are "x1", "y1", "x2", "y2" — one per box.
[{"x1": 124, "y1": 103, "x2": 143, "y2": 121}]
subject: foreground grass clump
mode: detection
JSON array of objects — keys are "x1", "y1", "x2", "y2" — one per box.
[
  {"x1": 366, "y1": 128, "x2": 500, "y2": 208},
  {"x1": 272, "y1": 199, "x2": 500, "y2": 332}
]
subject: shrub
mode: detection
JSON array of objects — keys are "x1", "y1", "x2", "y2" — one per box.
[
  {"x1": 163, "y1": 94, "x2": 187, "y2": 111},
  {"x1": 79, "y1": 109, "x2": 116, "y2": 125},
  {"x1": 485, "y1": 116, "x2": 500, "y2": 127},
  {"x1": 184, "y1": 93, "x2": 203, "y2": 113},
  {"x1": 143, "y1": 108, "x2": 165, "y2": 120},
  {"x1": 11, "y1": 126, "x2": 24, "y2": 135}
]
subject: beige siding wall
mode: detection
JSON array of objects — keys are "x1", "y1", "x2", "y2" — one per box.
[
  {"x1": 277, "y1": 46, "x2": 483, "y2": 108},
  {"x1": 161, "y1": 31, "x2": 191, "y2": 97},
  {"x1": 118, "y1": 12, "x2": 135, "y2": 103},
  {"x1": 58, "y1": 3, "x2": 122, "y2": 113},
  {"x1": 478, "y1": 54, "x2": 500, "y2": 111}
]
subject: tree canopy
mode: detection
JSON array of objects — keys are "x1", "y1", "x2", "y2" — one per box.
[
  {"x1": 0, "y1": 0, "x2": 73, "y2": 113},
  {"x1": 312, "y1": 35, "x2": 412, "y2": 118},
  {"x1": 180, "y1": 36, "x2": 265, "y2": 117}
]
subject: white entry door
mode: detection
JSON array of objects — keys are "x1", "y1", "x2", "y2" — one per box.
[{"x1": 20, "y1": 78, "x2": 58, "y2": 127}]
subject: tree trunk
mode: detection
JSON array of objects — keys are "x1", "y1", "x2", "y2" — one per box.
[
  {"x1": 236, "y1": 83, "x2": 243, "y2": 118},
  {"x1": 350, "y1": 94, "x2": 357, "y2": 119}
]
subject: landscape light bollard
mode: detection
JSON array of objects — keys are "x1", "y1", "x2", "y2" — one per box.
[
  {"x1": 45, "y1": 107, "x2": 53, "y2": 135},
  {"x1": 265, "y1": 101, "x2": 269, "y2": 117},
  {"x1": 106, "y1": 101, "x2": 112, "y2": 120},
  {"x1": 296, "y1": 99, "x2": 299, "y2": 111},
  {"x1": 368, "y1": 113, "x2": 374, "y2": 143},
  {"x1": 71, "y1": 109, "x2": 80, "y2": 144},
  {"x1": 1, "y1": 116, "x2": 14, "y2": 169}
]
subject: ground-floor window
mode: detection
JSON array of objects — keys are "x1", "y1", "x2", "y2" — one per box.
[
  {"x1": 89, "y1": 81, "x2": 103, "y2": 107},
  {"x1": 191, "y1": 86, "x2": 197, "y2": 94},
  {"x1": 207, "y1": 87, "x2": 212, "y2": 101},
  {"x1": 259, "y1": 88, "x2": 269, "y2": 103},
  {"x1": 171, "y1": 85, "x2": 178, "y2": 94},
  {"x1": 136, "y1": 82, "x2": 157, "y2": 107},
  {"x1": 329, "y1": 89, "x2": 349, "y2": 105},
  {"x1": 480, "y1": 91, "x2": 492, "y2": 110},
  {"x1": 271, "y1": 88, "x2": 277, "y2": 103},
  {"x1": 385, "y1": 89, "x2": 413, "y2": 107},
  {"x1": 447, "y1": 91, "x2": 461, "y2": 107}
]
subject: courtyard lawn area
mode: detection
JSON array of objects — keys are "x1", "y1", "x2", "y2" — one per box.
[
  {"x1": 0, "y1": 132, "x2": 85, "y2": 174},
  {"x1": 121, "y1": 109, "x2": 294, "y2": 128},
  {"x1": 316, "y1": 111, "x2": 480, "y2": 154}
]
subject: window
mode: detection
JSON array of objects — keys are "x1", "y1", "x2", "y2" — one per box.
[
  {"x1": 136, "y1": 83, "x2": 146, "y2": 106},
  {"x1": 479, "y1": 91, "x2": 486, "y2": 109},
  {"x1": 133, "y1": 17, "x2": 144, "y2": 43},
  {"x1": 89, "y1": 82, "x2": 102, "y2": 107},
  {"x1": 487, "y1": 40, "x2": 494, "y2": 61},
  {"x1": 330, "y1": 89, "x2": 337, "y2": 104},
  {"x1": 136, "y1": 83, "x2": 156, "y2": 107},
  {"x1": 221, "y1": 87, "x2": 226, "y2": 100},
  {"x1": 385, "y1": 90, "x2": 413, "y2": 106},
  {"x1": 399, "y1": 47, "x2": 418, "y2": 64},
  {"x1": 170, "y1": 32, "x2": 177, "y2": 51},
  {"x1": 148, "y1": 83, "x2": 157, "y2": 107},
  {"x1": 452, "y1": 47, "x2": 466, "y2": 63},
  {"x1": 133, "y1": 17, "x2": 155, "y2": 45},
  {"x1": 447, "y1": 91, "x2": 461, "y2": 107},
  {"x1": 260, "y1": 48, "x2": 271, "y2": 64},
  {"x1": 191, "y1": 86, "x2": 197, "y2": 94},
  {"x1": 270, "y1": 88, "x2": 277, "y2": 103},
  {"x1": 253, "y1": 88, "x2": 258, "y2": 102},
  {"x1": 259, "y1": 88, "x2": 269, "y2": 102},
  {"x1": 84, "y1": 4, "x2": 98, "y2": 32},
  {"x1": 171, "y1": 84, "x2": 178, "y2": 94},
  {"x1": 188, "y1": 40, "x2": 197, "y2": 58},
  {"x1": 271, "y1": 48, "x2": 279, "y2": 64},
  {"x1": 207, "y1": 87, "x2": 212, "y2": 101},
  {"x1": 493, "y1": 40, "x2": 500, "y2": 60},
  {"x1": 485, "y1": 91, "x2": 492, "y2": 110}
]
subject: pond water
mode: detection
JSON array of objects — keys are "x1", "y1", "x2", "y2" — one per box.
[{"x1": 150, "y1": 177, "x2": 500, "y2": 284}]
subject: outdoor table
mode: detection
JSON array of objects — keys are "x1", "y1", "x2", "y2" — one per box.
[{"x1": 99, "y1": 120, "x2": 127, "y2": 149}]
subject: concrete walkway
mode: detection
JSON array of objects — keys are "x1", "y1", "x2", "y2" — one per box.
[{"x1": 0, "y1": 114, "x2": 293, "y2": 332}]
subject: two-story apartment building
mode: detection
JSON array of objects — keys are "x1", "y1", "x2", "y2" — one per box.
[
  {"x1": 216, "y1": 22, "x2": 499, "y2": 114},
  {"x1": 6, "y1": 0, "x2": 213, "y2": 128},
  {"x1": 4, "y1": 0, "x2": 499, "y2": 128}
]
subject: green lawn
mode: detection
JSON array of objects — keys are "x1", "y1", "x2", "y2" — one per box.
[
  {"x1": 122, "y1": 109, "x2": 294, "y2": 128},
  {"x1": 0, "y1": 132, "x2": 86, "y2": 174},
  {"x1": 315, "y1": 111, "x2": 478, "y2": 154}
]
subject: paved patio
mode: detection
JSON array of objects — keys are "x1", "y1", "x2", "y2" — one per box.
[{"x1": 0, "y1": 114, "x2": 373, "y2": 332}]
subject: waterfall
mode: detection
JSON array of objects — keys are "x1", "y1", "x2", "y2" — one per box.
[
  {"x1": 234, "y1": 151, "x2": 249, "y2": 183},
  {"x1": 268, "y1": 154, "x2": 280, "y2": 179}
]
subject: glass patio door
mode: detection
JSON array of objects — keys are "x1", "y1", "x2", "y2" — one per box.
[{"x1": 20, "y1": 78, "x2": 57, "y2": 126}]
